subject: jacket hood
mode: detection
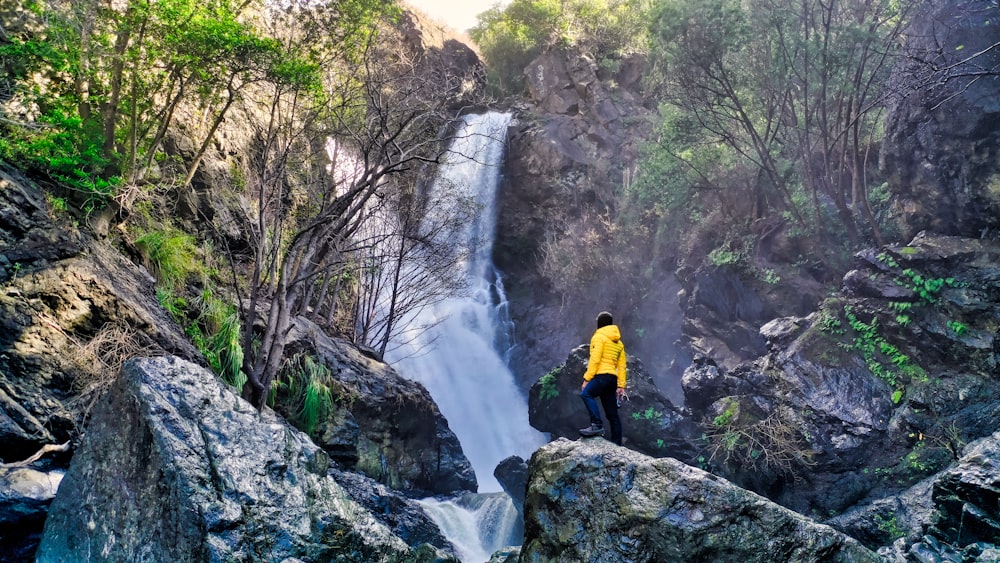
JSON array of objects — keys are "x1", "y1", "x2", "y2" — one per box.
[{"x1": 596, "y1": 325, "x2": 621, "y2": 342}]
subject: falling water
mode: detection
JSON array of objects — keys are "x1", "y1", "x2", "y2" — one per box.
[
  {"x1": 387, "y1": 111, "x2": 546, "y2": 493},
  {"x1": 384, "y1": 111, "x2": 546, "y2": 561},
  {"x1": 416, "y1": 493, "x2": 522, "y2": 563}
]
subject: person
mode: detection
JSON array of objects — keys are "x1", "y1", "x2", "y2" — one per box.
[{"x1": 579, "y1": 311, "x2": 627, "y2": 445}]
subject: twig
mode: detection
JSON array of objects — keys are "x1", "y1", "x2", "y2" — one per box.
[{"x1": 1, "y1": 441, "x2": 70, "y2": 469}]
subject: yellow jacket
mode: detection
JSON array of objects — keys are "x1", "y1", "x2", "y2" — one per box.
[{"x1": 584, "y1": 325, "x2": 627, "y2": 388}]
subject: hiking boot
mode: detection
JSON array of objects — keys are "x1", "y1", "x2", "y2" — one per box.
[{"x1": 579, "y1": 423, "x2": 604, "y2": 437}]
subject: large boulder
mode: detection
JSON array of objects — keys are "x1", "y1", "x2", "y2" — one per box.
[
  {"x1": 280, "y1": 317, "x2": 477, "y2": 496},
  {"x1": 35, "y1": 356, "x2": 454, "y2": 562},
  {"x1": 528, "y1": 345, "x2": 698, "y2": 462},
  {"x1": 521, "y1": 438, "x2": 880, "y2": 562}
]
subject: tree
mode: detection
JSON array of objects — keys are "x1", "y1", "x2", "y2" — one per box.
[
  {"x1": 229, "y1": 2, "x2": 489, "y2": 409},
  {"x1": 644, "y1": 0, "x2": 915, "y2": 252}
]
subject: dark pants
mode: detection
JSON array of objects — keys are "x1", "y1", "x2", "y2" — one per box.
[{"x1": 580, "y1": 373, "x2": 622, "y2": 445}]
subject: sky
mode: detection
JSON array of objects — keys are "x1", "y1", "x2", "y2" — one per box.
[{"x1": 405, "y1": 0, "x2": 510, "y2": 33}]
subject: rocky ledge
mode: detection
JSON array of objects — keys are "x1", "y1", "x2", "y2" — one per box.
[{"x1": 521, "y1": 437, "x2": 879, "y2": 562}]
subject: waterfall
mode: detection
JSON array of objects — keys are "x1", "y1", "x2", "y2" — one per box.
[
  {"x1": 417, "y1": 493, "x2": 522, "y2": 563},
  {"x1": 384, "y1": 111, "x2": 547, "y2": 562},
  {"x1": 386, "y1": 111, "x2": 546, "y2": 493}
]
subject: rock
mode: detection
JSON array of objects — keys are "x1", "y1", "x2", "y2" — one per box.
[
  {"x1": 521, "y1": 438, "x2": 880, "y2": 562},
  {"x1": 880, "y1": 0, "x2": 1000, "y2": 240},
  {"x1": 495, "y1": 44, "x2": 658, "y2": 393},
  {"x1": 679, "y1": 233, "x2": 1000, "y2": 515},
  {"x1": 0, "y1": 466, "x2": 64, "y2": 561},
  {"x1": 494, "y1": 455, "x2": 529, "y2": 515},
  {"x1": 528, "y1": 345, "x2": 698, "y2": 462},
  {"x1": 282, "y1": 317, "x2": 477, "y2": 496},
  {"x1": 925, "y1": 431, "x2": 1000, "y2": 548},
  {"x1": 328, "y1": 468, "x2": 455, "y2": 555},
  {"x1": 36, "y1": 356, "x2": 453, "y2": 562},
  {"x1": 487, "y1": 546, "x2": 520, "y2": 562},
  {"x1": 0, "y1": 166, "x2": 201, "y2": 463}
]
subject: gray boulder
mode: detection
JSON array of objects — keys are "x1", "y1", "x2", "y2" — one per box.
[
  {"x1": 522, "y1": 438, "x2": 879, "y2": 562},
  {"x1": 493, "y1": 455, "x2": 528, "y2": 515},
  {"x1": 36, "y1": 356, "x2": 452, "y2": 562}
]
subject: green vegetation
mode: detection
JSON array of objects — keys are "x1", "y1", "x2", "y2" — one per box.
[
  {"x1": 874, "y1": 513, "x2": 906, "y2": 541},
  {"x1": 539, "y1": 368, "x2": 561, "y2": 400},
  {"x1": 273, "y1": 354, "x2": 349, "y2": 435},
  {"x1": 626, "y1": 0, "x2": 914, "y2": 276},
  {"x1": 135, "y1": 228, "x2": 201, "y2": 289},
  {"x1": 704, "y1": 401, "x2": 814, "y2": 478},
  {"x1": 187, "y1": 290, "x2": 245, "y2": 390},
  {"x1": 470, "y1": 0, "x2": 651, "y2": 96},
  {"x1": 842, "y1": 305, "x2": 926, "y2": 399},
  {"x1": 632, "y1": 406, "x2": 663, "y2": 422}
]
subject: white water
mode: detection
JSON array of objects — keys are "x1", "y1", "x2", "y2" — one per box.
[
  {"x1": 386, "y1": 112, "x2": 546, "y2": 494},
  {"x1": 417, "y1": 493, "x2": 522, "y2": 563}
]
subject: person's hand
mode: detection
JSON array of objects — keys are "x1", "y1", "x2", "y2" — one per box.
[
  {"x1": 616, "y1": 387, "x2": 626, "y2": 400},
  {"x1": 581, "y1": 380, "x2": 587, "y2": 391}
]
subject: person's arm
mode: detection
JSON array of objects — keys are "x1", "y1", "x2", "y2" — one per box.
[
  {"x1": 583, "y1": 333, "x2": 603, "y2": 382},
  {"x1": 616, "y1": 346, "x2": 627, "y2": 390}
]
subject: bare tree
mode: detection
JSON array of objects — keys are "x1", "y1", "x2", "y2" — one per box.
[{"x1": 229, "y1": 4, "x2": 488, "y2": 409}]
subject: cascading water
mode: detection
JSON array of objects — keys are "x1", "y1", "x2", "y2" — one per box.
[{"x1": 385, "y1": 111, "x2": 547, "y2": 561}]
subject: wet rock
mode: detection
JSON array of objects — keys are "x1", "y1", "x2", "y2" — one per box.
[
  {"x1": 528, "y1": 345, "x2": 698, "y2": 462},
  {"x1": 494, "y1": 455, "x2": 529, "y2": 515},
  {"x1": 522, "y1": 438, "x2": 880, "y2": 562},
  {"x1": 36, "y1": 356, "x2": 452, "y2": 562},
  {"x1": 282, "y1": 317, "x2": 477, "y2": 496},
  {"x1": 328, "y1": 467, "x2": 455, "y2": 555}
]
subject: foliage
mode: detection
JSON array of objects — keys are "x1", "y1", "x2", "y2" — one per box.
[
  {"x1": 842, "y1": 305, "x2": 926, "y2": 396},
  {"x1": 470, "y1": 0, "x2": 651, "y2": 95},
  {"x1": 274, "y1": 353, "x2": 346, "y2": 435},
  {"x1": 135, "y1": 228, "x2": 201, "y2": 289},
  {"x1": 705, "y1": 402, "x2": 815, "y2": 478},
  {"x1": 188, "y1": 290, "x2": 245, "y2": 390},
  {"x1": 631, "y1": 406, "x2": 663, "y2": 421},
  {"x1": 539, "y1": 368, "x2": 561, "y2": 400},
  {"x1": 636, "y1": 0, "x2": 917, "y2": 271}
]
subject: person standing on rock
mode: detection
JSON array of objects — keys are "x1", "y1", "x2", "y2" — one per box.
[{"x1": 579, "y1": 311, "x2": 627, "y2": 445}]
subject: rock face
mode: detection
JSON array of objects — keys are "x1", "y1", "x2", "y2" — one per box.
[
  {"x1": 829, "y1": 431, "x2": 1000, "y2": 560},
  {"x1": 528, "y1": 344, "x2": 698, "y2": 461},
  {"x1": 495, "y1": 46, "x2": 662, "y2": 391},
  {"x1": 282, "y1": 317, "x2": 477, "y2": 496},
  {"x1": 36, "y1": 356, "x2": 453, "y2": 562},
  {"x1": 880, "y1": 0, "x2": 1000, "y2": 239},
  {"x1": 680, "y1": 233, "x2": 1000, "y2": 515},
  {"x1": 521, "y1": 438, "x2": 880, "y2": 562},
  {"x1": 0, "y1": 166, "x2": 201, "y2": 559}
]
